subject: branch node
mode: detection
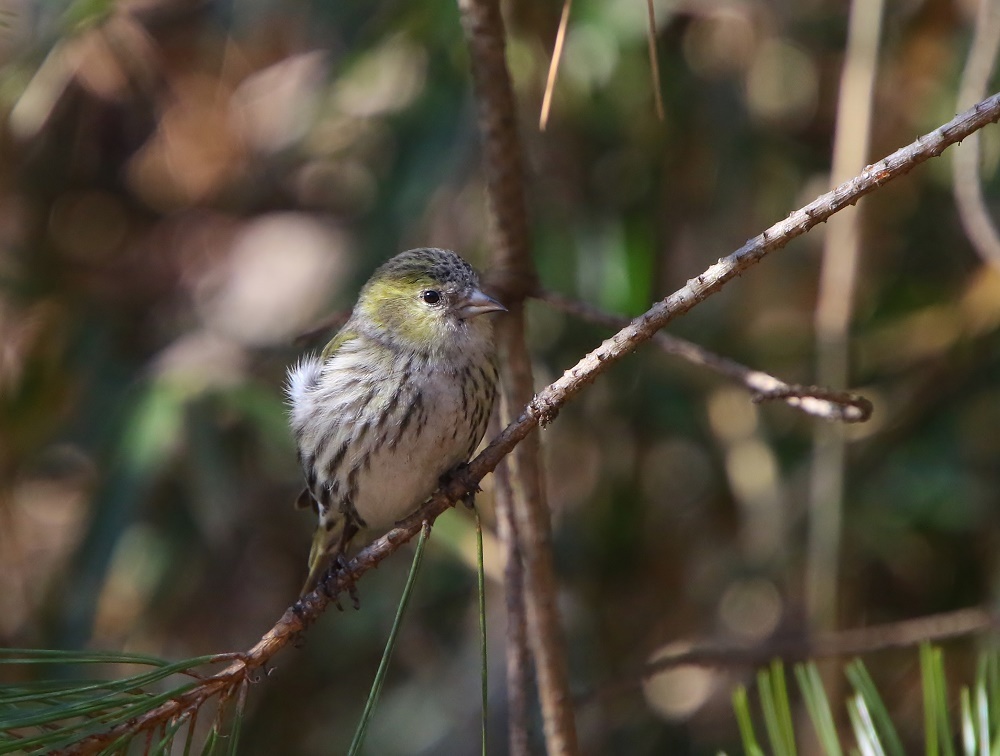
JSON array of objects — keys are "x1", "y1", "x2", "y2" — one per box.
[{"x1": 530, "y1": 396, "x2": 559, "y2": 427}]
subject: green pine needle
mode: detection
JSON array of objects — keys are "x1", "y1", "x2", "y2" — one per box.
[
  {"x1": 923, "y1": 645, "x2": 940, "y2": 756},
  {"x1": 847, "y1": 692, "x2": 886, "y2": 756},
  {"x1": 0, "y1": 650, "x2": 242, "y2": 753},
  {"x1": 732, "y1": 685, "x2": 766, "y2": 756},
  {"x1": 846, "y1": 659, "x2": 904, "y2": 756},
  {"x1": 150, "y1": 714, "x2": 189, "y2": 756},
  {"x1": 347, "y1": 520, "x2": 432, "y2": 756},
  {"x1": 0, "y1": 649, "x2": 228, "y2": 754},
  {"x1": 961, "y1": 686, "x2": 975, "y2": 756},
  {"x1": 794, "y1": 662, "x2": 843, "y2": 756},
  {"x1": 227, "y1": 679, "x2": 249, "y2": 756},
  {"x1": 921, "y1": 644, "x2": 956, "y2": 756},
  {"x1": 758, "y1": 660, "x2": 796, "y2": 756},
  {"x1": 475, "y1": 507, "x2": 489, "y2": 756},
  {"x1": 976, "y1": 679, "x2": 990, "y2": 756},
  {"x1": 200, "y1": 724, "x2": 219, "y2": 756},
  {"x1": 734, "y1": 645, "x2": 1000, "y2": 756}
]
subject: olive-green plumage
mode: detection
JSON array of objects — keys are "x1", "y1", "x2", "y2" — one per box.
[{"x1": 287, "y1": 248, "x2": 505, "y2": 595}]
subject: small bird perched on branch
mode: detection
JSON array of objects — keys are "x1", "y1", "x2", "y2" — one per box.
[{"x1": 287, "y1": 248, "x2": 506, "y2": 596}]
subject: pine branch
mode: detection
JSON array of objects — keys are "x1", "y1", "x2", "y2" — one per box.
[
  {"x1": 55, "y1": 89, "x2": 1000, "y2": 754},
  {"x1": 537, "y1": 289, "x2": 873, "y2": 423}
]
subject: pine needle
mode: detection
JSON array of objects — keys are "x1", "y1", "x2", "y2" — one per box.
[
  {"x1": 732, "y1": 685, "x2": 766, "y2": 756},
  {"x1": 476, "y1": 507, "x2": 489, "y2": 755},
  {"x1": 347, "y1": 520, "x2": 432, "y2": 756},
  {"x1": 539, "y1": 0, "x2": 572, "y2": 131},
  {"x1": 847, "y1": 693, "x2": 886, "y2": 756},
  {"x1": 794, "y1": 662, "x2": 843, "y2": 756},
  {"x1": 846, "y1": 659, "x2": 904, "y2": 756},
  {"x1": 758, "y1": 660, "x2": 795, "y2": 756},
  {"x1": 645, "y1": 0, "x2": 665, "y2": 121},
  {"x1": 0, "y1": 651, "x2": 239, "y2": 753}
]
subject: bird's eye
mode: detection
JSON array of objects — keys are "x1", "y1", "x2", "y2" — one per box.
[{"x1": 421, "y1": 290, "x2": 441, "y2": 305}]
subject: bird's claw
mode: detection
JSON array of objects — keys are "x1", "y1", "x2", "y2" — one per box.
[
  {"x1": 349, "y1": 584, "x2": 361, "y2": 610},
  {"x1": 317, "y1": 554, "x2": 361, "y2": 611},
  {"x1": 439, "y1": 463, "x2": 481, "y2": 508}
]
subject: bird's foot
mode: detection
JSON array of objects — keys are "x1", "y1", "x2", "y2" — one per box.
[
  {"x1": 318, "y1": 554, "x2": 361, "y2": 611},
  {"x1": 439, "y1": 463, "x2": 480, "y2": 508}
]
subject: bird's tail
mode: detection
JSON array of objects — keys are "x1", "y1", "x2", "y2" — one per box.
[
  {"x1": 300, "y1": 515, "x2": 365, "y2": 597},
  {"x1": 300, "y1": 519, "x2": 344, "y2": 596}
]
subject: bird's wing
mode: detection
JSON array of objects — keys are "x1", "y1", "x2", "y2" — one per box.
[
  {"x1": 320, "y1": 325, "x2": 357, "y2": 362},
  {"x1": 291, "y1": 325, "x2": 358, "y2": 514}
]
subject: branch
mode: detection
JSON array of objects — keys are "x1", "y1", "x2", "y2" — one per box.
[
  {"x1": 456, "y1": 0, "x2": 534, "y2": 296},
  {"x1": 493, "y1": 459, "x2": 531, "y2": 756},
  {"x1": 808, "y1": 0, "x2": 885, "y2": 636},
  {"x1": 953, "y1": 0, "x2": 1000, "y2": 269},
  {"x1": 458, "y1": 0, "x2": 579, "y2": 750},
  {"x1": 516, "y1": 96, "x2": 1000, "y2": 440},
  {"x1": 656, "y1": 607, "x2": 1000, "y2": 677},
  {"x1": 654, "y1": 606, "x2": 995, "y2": 668},
  {"x1": 497, "y1": 307, "x2": 580, "y2": 755},
  {"x1": 62, "y1": 90, "x2": 1000, "y2": 755},
  {"x1": 538, "y1": 289, "x2": 872, "y2": 423},
  {"x1": 585, "y1": 606, "x2": 998, "y2": 703}
]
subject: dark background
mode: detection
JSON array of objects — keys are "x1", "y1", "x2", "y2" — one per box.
[{"x1": 1, "y1": 0, "x2": 998, "y2": 752}]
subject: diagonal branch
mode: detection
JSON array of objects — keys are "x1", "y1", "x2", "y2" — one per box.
[
  {"x1": 538, "y1": 289, "x2": 872, "y2": 423},
  {"x1": 62, "y1": 90, "x2": 1000, "y2": 756},
  {"x1": 646, "y1": 606, "x2": 996, "y2": 671},
  {"x1": 516, "y1": 92, "x2": 1000, "y2": 429},
  {"x1": 586, "y1": 606, "x2": 997, "y2": 704}
]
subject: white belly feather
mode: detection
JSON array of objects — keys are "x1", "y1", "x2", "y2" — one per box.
[
  {"x1": 351, "y1": 374, "x2": 469, "y2": 529},
  {"x1": 288, "y1": 338, "x2": 487, "y2": 532}
]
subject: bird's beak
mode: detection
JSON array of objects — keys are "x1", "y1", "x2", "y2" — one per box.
[{"x1": 458, "y1": 288, "x2": 507, "y2": 319}]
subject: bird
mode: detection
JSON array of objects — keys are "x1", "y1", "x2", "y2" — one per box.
[{"x1": 287, "y1": 248, "x2": 506, "y2": 596}]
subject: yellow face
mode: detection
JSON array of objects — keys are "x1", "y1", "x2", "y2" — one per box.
[
  {"x1": 358, "y1": 275, "x2": 447, "y2": 348},
  {"x1": 351, "y1": 248, "x2": 505, "y2": 354}
]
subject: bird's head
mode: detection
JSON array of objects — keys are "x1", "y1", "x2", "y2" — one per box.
[{"x1": 356, "y1": 248, "x2": 506, "y2": 355}]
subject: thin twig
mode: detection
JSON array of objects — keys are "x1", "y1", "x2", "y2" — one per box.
[
  {"x1": 643, "y1": 607, "x2": 1000, "y2": 677},
  {"x1": 645, "y1": 0, "x2": 665, "y2": 121},
  {"x1": 953, "y1": 0, "x2": 1000, "y2": 270},
  {"x1": 538, "y1": 289, "x2": 872, "y2": 423},
  {"x1": 808, "y1": 0, "x2": 884, "y2": 633},
  {"x1": 589, "y1": 606, "x2": 999, "y2": 703},
  {"x1": 514, "y1": 95, "x2": 1000, "y2": 439},
  {"x1": 539, "y1": 0, "x2": 573, "y2": 131},
  {"x1": 60, "y1": 90, "x2": 1000, "y2": 756},
  {"x1": 474, "y1": 509, "x2": 489, "y2": 756}
]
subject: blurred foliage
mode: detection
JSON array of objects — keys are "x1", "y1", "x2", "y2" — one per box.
[
  {"x1": 0, "y1": 647, "x2": 249, "y2": 754},
  {"x1": 1, "y1": 0, "x2": 999, "y2": 753},
  {"x1": 733, "y1": 647, "x2": 1000, "y2": 756}
]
